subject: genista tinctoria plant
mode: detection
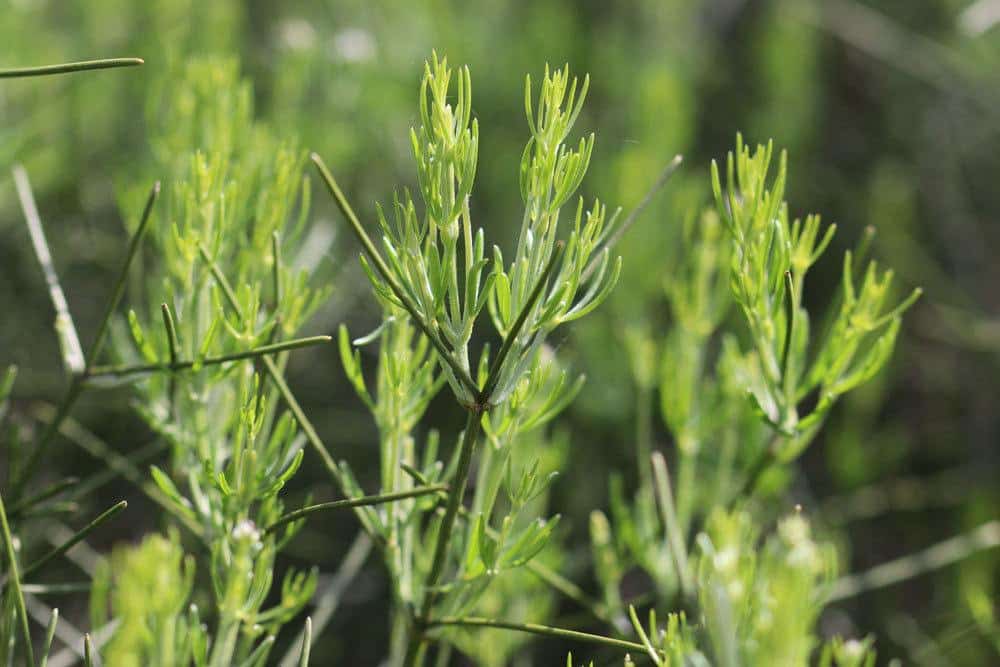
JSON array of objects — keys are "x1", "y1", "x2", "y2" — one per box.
[
  {"x1": 314, "y1": 53, "x2": 628, "y2": 665},
  {"x1": 574, "y1": 135, "x2": 920, "y2": 665}
]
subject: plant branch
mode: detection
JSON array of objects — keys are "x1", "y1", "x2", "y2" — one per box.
[
  {"x1": 160, "y1": 303, "x2": 180, "y2": 367},
  {"x1": 261, "y1": 357, "x2": 342, "y2": 479},
  {"x1": 84, "y1": 335, "x2": 332, "y2": 379},
  {"x1": 0, "y1": 58, "x2": 143, "y2": 78},
  {"x1": 583, "y1": 154, "x2": 683, "y2": 282},
  {"x1": 405, "y1": 412, "x2": 485, "y2": 665},
  {"x1": 21, "y1": 501, "x2": 127, "y2": 579},
  {"x1": 310, "y1": 153, "x2": 479, "y2": 398},
  {"x1": 87, "y1": 182, "x2": 161, "y2": 370},
  {"x1": 196, "y1": 245, "x2": 344, "y2": 485},
  {"x1": 0, "y1": 490, "x2": 35, "y2": 667},
  {"x1": 27, "y1": 405, "x2": 200, "y2": 538},
  {"x1": 426, "y1": 616, "x2": 657, "y2": 658},
  {"x1": 404, "y1": 473, "x2": 611, "y2": 624},
  {"x1": 827, "y1": 520, "x2": 1000, "y2": 602},
  {"x1": 265, "y1": 485, "x2": 448, "y2": 534},
  {"x1": 481, "y1": 241, "x2": 564, "y2": 404},
  {"x1": 198, "y1": 243, "x2": 243, "y2": 316},
  {"x1": 651, "y1": 452, "x2": 693, "y2": 600},
  {"x1": 419, "y1": 412, "x2": 483, "y2": 618},
  {"x1": 21, "y1": 581, "x2": 91, "y2": 595},
  {"x1": 8, "y1": 477, "x2": 78, "y2": 519}
]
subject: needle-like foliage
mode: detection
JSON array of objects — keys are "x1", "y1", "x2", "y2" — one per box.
[
  {"x1": 3, "y1": 32, "x2": 977, "y2": 666},
  {"x1": 87, "y1": 59, "x2": 326, "y2": 667},
  {"x1": 578, "y1": 134, "x2": 921, "y2": 666},
  {"x1": 317, "y1": 53, "x2": 627, "y2": 665}
]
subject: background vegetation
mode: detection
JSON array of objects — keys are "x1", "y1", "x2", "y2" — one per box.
[{"x1": 1, "y1": 0, "x2": 998, "y2": 664}]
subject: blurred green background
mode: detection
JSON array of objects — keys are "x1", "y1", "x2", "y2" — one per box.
[{"x1": 1, "y1": 0, "x2": 998, "y2": 663}]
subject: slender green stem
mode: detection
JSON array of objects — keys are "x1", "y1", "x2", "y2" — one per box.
[
  {"x1": 15, "y1": 382, "x2": 83, "y2": 497},
  {"x1": 827, "y1": 520, "x2": 1000, "y2": 602},
  {"x1": 160, "y1": 302, "x2": 180, "y2": 367},
  {"x1": 781, "y1": 271, "x2": 798, "y2": 406},
  {"x1": 199, "y1": 244, "x2": 345, "y2": 487},
  {"x1": 209, "y1": 616, "x2": 241, "y2": 666},
  {"x1": 198, "y1": 243, "x2": 243, "y2": 316},
  {"x1": 404, "y1": 244, "x2": 569, "y2": 666},
  {"x1": 854, "y1": 224, "x2": 877, "y2": 268},
  {"x1": 426, "y1": 616, "x2": 657, "y2": 657},
  {"x1": 525, "y1": 560, "x2": 611, "y2": 625},
  {"x1": 8, "y1": 477, "x2": 78, "y2": 518},
  {"x1": 261, "y1": 356, "x2": 340, "y2": 476},
  {"x1": 41, "y1": 600, "x2": 58, "y2": 662},
  {"x1": 83, "y1": 634, "x2": 95, "y2": 667},
  {"x1": 401, "y1": 471, "x2": 610, "y2": 623},
  {"x1": 628, "y1": 605, "x2": 663, "y2": 664},
  {"x1": 21, "y1": 581, "x2": 91, "y2": 595},
  {"x1": 161, "y1": 301, "x2": 180, "y2": 410},
  {"x1": 28, "y1": 405, "x2": 200, "y2": 538},
  {"x1": 22, "y1": 501, "x2": 127, "y2": 579},
  {"x1": 0, "y1": 57, "x2": 143, "y2": 78},
  {"x1": 406, "y1": 412, "x2": 484, "y2": 666},
  {"x1": 651, "y1": 452, "x2": 692, "y2": 600},
  {"x1": 297, "y1": 617, "x2": 312, "y2": 667},
  {"x1": 0, "y1": 490, "x2": 35, "y2": 667},
  {"x1": 583, "y1": 154, "x2": 683, "y2": 282},
  {"x1": 196, "y1": 246, "x2": 346, "y2": 488},
  {"x1": 265, "y1": 485, "x2": 447, "y2": 534},
  {"x1": 85, "y1": 335, "x2": 332, "y2": 379},
  {"x1": 310, "y1": 153, "x2": 479, "y2": 398},
  {"x1": 419, "y1": 411, "x2": 483, "y2": 618},
  {"x1": 88, "y1": 182, "x2": 160, "y2": 371},
  {"x1": 480, "y1": 242, "x2": 564, "y2": 404}
]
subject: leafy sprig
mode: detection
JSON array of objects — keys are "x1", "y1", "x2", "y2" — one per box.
[
  {"x1": 316, "y1": 54, "x2": 635, "y2": 666},
  {"x1": 711, "y1": 135, "x2": 921, "y2": 463}
]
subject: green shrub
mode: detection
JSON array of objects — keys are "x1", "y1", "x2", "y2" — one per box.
[{"x1": 3, "y1": 35, "x2": 994, "y2": 666}]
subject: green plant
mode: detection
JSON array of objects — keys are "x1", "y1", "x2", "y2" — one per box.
[
  {"x1": 3, "y1": 32, "x2": 995, "y2": 665},
  {"x1": 573, "y1": 134, "x2": 926, "y2": 665},
  {"x1": 314, "y1": 53, "x2": 636, "y2": 665},
  {"x1": 2, "y1": 56, "x2": 333, "y2": 667},
  {"x1": 90, "y1": 58, "x2": 337, "y2": 667}
]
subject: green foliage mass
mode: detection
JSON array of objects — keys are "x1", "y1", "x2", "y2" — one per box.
[{"x1": 1, "y1": 2, "x2": 998, "y2": 665}]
